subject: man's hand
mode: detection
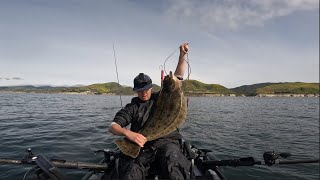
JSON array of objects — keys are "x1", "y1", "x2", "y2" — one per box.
[
  {"x1": 124, "y1": 129, "x2": 147, "y2": 147},
  {"x1": 180, "y1": 42, "x2": 189, "y2": 54}
]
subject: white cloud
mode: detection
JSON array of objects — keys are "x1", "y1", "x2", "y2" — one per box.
[{"x1": 164, "y1": 0, "x2": 319, "y2": 31}]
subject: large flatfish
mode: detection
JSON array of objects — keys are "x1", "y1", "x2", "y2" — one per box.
[{"x1": 114, "y1": 71, "x2": 187, "y2": 158}]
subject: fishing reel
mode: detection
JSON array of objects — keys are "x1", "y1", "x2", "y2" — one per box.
[
  {"x1": 21, "y1": 148, "x2": 36, "y2": 164},
  {"x1": 263, "y1": 151, "x2": 291, "y2": 166},
  {"x1": 94, "y1": 149, "x2": 115, "y2": 162}
]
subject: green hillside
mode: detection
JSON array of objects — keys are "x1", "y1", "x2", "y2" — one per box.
[
  {"x1": 152, "y1": 84, "x2": 161, "y2": 92},
  {"x1": 256, "y1": 82, "x2": 319, "y2": 94},
  {"x1": 232, "y1": 82, "x2": 319, "y2": 96},
  {"x1": 181, "y1": 80, "x2": 233, "y2": 94},
  {"x1": 231, "y1": 83, "x2": 278, "y2": 96},
  {"x1": 60, "y1": 82, "x2": 132, "y2": 95}
]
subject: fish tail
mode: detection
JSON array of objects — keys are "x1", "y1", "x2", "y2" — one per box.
[{"x1": 114, "y1": 138, "x2": 141, "y2": 158}]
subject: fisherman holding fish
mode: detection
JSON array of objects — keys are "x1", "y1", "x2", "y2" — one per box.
[{"x1": 109, "y1": 42, "x2": 190, "y2": 180}]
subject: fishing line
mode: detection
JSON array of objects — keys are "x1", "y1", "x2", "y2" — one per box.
[
  {"x1": 22, "y1": 166, "x2": 36, "y2": 180},
  {"x1": 163, "y1": 48, "x2": 191, "y2": 77},
  {"x1": 185, "y1": 54, "x2": 191, "y2": 81},
  {"x1": 163, "y1": 48, "x2": 178, "y2": 75},
  {"x1": 112, "y1": 42, "x2": 123, "y2": 108},
  {"x1": 185, "y1": 53, "x2": 191, "y2": 108},
  {"x1": 162, "y1": 44, "x2": 192, "y2": 107}
]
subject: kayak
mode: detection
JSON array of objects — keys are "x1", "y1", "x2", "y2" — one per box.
[
  {"x1": 80, "y1": 140, "x2": 320, "y2": 180},
  {"x1": 0, "y1": 140, "x2": 318, "y2": 180},
  {"x1": 81, "y1": 139, "x2": 226, "y2": 180}
]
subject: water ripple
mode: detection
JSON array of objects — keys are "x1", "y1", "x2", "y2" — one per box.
[{"x1": 0, "y1": 94, "x2": 319, "y2": 180}]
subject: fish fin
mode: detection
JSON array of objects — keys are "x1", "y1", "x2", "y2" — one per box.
[{"x1": 114, "y1": 138, "x2": 141, "y2": 158}]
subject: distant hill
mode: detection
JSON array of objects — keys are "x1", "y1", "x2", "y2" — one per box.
[
  {"x1": 1, "y1": 81, "x2": 318, "y2": 96},
  {"x1": 64, "y1": 82, "x2": 161, "y2": 95},
  {"x1": 256, "y1": 82, "x2": 319, "y2": 94},
  {"x1": 0, "y1": 85, "x2": 66, "y2": 92},
  {"x1": 181, "y1": 80, "x2": 233, "y2": 95},
  {"x1": 232, "y1": 82, "x2": 319, "y2": 96},
  {"x1": 0, "y1": 83, "x2": 160, "y2": 95},
  {"x1": 61, "y1": 82, "x2": 132, "y2": 95},
  {"x1": 231, "y1": 83, "x2": 278, "y2": 96}
]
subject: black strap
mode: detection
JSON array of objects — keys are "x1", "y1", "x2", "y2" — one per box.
[{"x1": 177, "y1": 76, "x2": 183, "y2": 80}]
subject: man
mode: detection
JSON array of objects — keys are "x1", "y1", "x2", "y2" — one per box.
[{"x1": 109, "y1": 43, "x2": 190, "y2": 180}]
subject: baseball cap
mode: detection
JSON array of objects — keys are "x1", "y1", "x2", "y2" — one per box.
[{"x1": 133, "y1": 73, "x2": 152, "y2": 92}]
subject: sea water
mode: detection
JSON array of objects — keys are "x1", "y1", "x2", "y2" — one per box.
[{"x1": 0, "y1": 93, "x2": 319, "y2": 180}]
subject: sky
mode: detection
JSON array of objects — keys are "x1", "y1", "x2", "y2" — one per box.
[{"x1": 0, "y1": 0, "x2": 319, "y2": 88}]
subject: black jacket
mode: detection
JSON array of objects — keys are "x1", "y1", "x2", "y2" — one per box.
[{"x1": 113, "y1": 92, "x2": 182, "y2": 147}]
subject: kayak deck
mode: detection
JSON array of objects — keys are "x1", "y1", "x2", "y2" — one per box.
[{"x1": 82, "y1": 140, "x2": 225, "y2": 180}]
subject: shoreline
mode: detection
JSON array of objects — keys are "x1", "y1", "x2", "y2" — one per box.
[{"x1": 1, "y1": 91, "x2": 319, "y2": 97}]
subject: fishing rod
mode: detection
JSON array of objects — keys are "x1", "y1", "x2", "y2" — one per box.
[
  {"x1": 201, "y1": 151, "x2": 320, "y2": 167},
  {"x1": 0, "y1": 156, "x2": 109, "y2": 170},
  {"x1": 0, "y1": 148, "x2": 109, "y2": 171},
  {"x1": 0, "y1": 148, "x2": 110, "y2": 180},
  {"x1": 112, "y1": 42, "x2": 123, "y2": 108}
]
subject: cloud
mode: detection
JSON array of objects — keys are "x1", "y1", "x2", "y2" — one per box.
[
  {"x1": 0, "y1": 77, "x2": 23, "y2": 80},
  {"x1": 12, "y1": 77, "x2": 23, "y2": 80},
  {"x1": 164, "y1": 0, "x2": 319, "y2": 31}
]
